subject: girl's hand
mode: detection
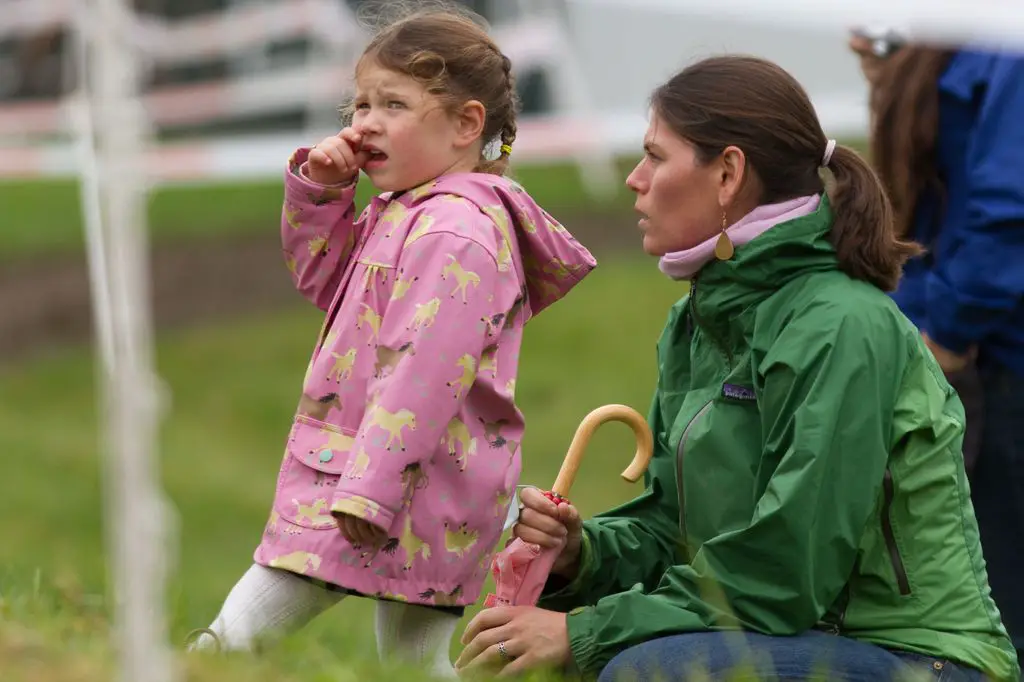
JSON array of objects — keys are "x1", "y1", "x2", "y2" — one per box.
[
  {"x1": 334, "y1": 512, "x2": 387, "y2": 548},
  {"x1": 307, "y1": 128, "x2": 369, "y2": 186},
  {"x1": 512, "y1": 488, "x2": 584, "y2": 579}
]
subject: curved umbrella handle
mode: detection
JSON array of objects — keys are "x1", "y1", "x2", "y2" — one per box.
[{"x1": 550, "y1": 404, "x2": 654, "y2": 498}]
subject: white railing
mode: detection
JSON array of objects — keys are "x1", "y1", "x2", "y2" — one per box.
[
  {"x1": 0, "y1": 1, "x2": 623, "y2": 194},
  {"x1": 9, "y1": 4, "x2": 1024, "y2": 682}
]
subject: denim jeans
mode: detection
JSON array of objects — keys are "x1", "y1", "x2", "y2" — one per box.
[
  {"x1": 970, "y1": 358, "x2": 1024, "y2": 671},
  {"x1": 597, "y1": 630, "x2": 988, "y2": 682}
]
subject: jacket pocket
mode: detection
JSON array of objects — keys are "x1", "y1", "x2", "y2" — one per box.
[
  {"x1": 275, "y1": 414, "x2": 360, "y2": 529},
  {"x1": 881, "y1": 468, "x2": 912, "y2": 596}
]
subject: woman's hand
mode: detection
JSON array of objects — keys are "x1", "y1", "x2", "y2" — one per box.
[
  {"x1": 306, "y1": 127, "x2": 369, "y2": 185},
  {"x1": 456, "y1": 606, "x2": 571, "y2": 677},
  {"x1": 848, "y1": 33, "x2": 885, "y2": 87},
  {"x1": 922, "y1": 331, "x2": 975, "y2": 374},
  {"x1": 513, "y1": 487, "x2": 584, "y2": 579}
]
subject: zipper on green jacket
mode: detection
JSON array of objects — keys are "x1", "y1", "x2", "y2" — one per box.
[
  {"x1": 689, "y1": 276, "x2": 734, "y2": 370},
  {"x1": 817, "y1": 580, "x2": 851, "y2": 635},
  {"x1": 881, "y1": 468, "x2": 912, "y2": 596},
  {"x1": 675, "y1": 400, "x2": 713, "y2": 558}
]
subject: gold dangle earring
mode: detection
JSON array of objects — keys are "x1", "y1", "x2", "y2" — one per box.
[{"x1": 714, "y1": 210, "x2": 735, "y2": 260}]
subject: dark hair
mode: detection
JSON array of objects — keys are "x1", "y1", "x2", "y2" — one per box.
[
  {"x1": 869, "y1": 46, "x2": 954, "y2": 238},
  {"x1": 651, "y1": 55, "x2": 922, "y2": 291},
  {"x1": 347, "y1": 3, "x2": 519, "y2": 175}
]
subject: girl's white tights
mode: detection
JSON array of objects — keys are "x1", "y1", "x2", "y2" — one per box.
[
  {"x1": 187, "y1": 564, "x2": 342, "y2": 652},
  {"x1": 189, "y1": 564, "x2": 458, "y2": 679}
]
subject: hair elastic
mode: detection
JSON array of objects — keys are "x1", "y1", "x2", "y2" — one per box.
[
  {"x1": 500, "y1": 144, "x2": 513, "y2": 156},
  {"x1": 822, "y1": 139, "x2": 837, "y2": 167}
]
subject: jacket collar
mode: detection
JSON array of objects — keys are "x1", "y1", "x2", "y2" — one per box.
[{"x1": 692, "y1": 193, "x2": 839, "y2": 324}]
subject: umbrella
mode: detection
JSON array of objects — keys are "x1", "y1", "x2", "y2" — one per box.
[{"x1": 482, "y1": 404, "x2": 654, "y2": 608}]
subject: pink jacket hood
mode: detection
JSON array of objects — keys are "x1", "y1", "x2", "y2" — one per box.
[{"x1": 377, "y1": 172, "x2": 598, "y2": 319}]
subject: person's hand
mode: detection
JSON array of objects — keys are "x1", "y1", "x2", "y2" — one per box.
[
  {"x1": 334, "y1": 512, "x2": 387, "y2": 548},
  {"x1": 456, "y1": 606, "x2": 571, "y2": 677},
  {"x1": 848, "y1": 33, "x2": 885, "y2": 87},
  {"x1": 922, "y1": 331, "x2": 975, "y2": 374},
  {"x1": 306, "y1": 128, "x2": 369, "y2": 186},
  {"x1": 513, "y1": 487, "x2": 583, "y2": 579}
]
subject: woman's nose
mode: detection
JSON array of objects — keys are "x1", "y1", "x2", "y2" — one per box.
[{"x1": 625, "y1": 161, "x2": 646, "y2": 193}]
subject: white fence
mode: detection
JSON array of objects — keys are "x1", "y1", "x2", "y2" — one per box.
[
  {"x1": 6, "y1": 0, "x2": 1024, "y2": 187},
  {"x1": 0, "y1": 0, "x2": 627, "y2": 193},
  {"x1": 7, "y1": 4, "x2": 1024, "y2": 682}
]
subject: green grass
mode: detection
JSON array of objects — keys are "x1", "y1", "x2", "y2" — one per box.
[
  {"x1": 0, "y1": 257, "x2": 684, "y2": 680},
  {"x1": 0, "y1": 135, "x2": 872, "y2": 679},
  {"x1": 0, "y1": 139, "x2": 871, "y2": 263},
  {"x1": 0, "y1": 158, "x2": 639, "y2": 263}
]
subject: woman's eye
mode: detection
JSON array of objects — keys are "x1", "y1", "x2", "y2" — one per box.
[{"x1": 387, "y1": 101, "x2": 405, "y2": 109}]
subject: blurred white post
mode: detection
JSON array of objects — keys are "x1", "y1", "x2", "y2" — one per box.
[
  {"x1": 509, "y1": 0, "x2": 620, "y2": 200},
  {"x1": 544, "y1": 0, "x2": 620, "y2": 199},
  {"x1": 80, "y1": 0, "x2": 177, "y2": 680},
  {"x1": 69, "y1": 6, "x2": 115, "y2": 374},
  {"x1": 303, "y1": 1, "x2": 365, "y2": 141}
]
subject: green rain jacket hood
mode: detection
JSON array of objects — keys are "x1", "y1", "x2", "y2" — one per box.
[{"x1": 539, "y1": 195, "x2": 1019, "y2": 681}]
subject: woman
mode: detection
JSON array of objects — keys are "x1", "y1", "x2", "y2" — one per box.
[
  {"x1": 850, "y1": 33, "x2": 1024, "y2": 672},
  {"x1": 455, "y1": 55, "x2": 1019, "y2": 682}
]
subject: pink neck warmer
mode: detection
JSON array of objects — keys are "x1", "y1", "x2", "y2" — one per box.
[{"x1": 658, "y1": 194, "x2": 821, "y2": 281}]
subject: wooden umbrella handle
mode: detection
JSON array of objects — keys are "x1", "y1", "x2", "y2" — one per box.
[{"x1": 550, "y1": 404, "x2": 654, "y2": 498}]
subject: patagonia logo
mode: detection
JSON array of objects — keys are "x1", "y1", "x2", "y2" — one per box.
[{"x1": 722, "y1": 383, "x2": 756, "y2": 401}]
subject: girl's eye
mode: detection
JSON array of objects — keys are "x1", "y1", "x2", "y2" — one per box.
[
  {"x1": 387, "y1": 101, "x2": 405, "y2": 109},
  {"x1": 354, "y1": 102, "x2": 369, "y2": 110}
]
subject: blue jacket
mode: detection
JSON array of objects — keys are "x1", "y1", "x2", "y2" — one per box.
[{"x1": 892, "y1": 49, "x2": 1024, "y2": 375}]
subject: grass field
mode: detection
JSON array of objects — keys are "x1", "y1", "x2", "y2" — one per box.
[
  {"x1": 0, "y1": 158, "x2": 640, "y2": 262},
  {"x1": 0, "y1": 141, "x2": 869, "y2": 262},
  {"x1": 0, "y1": 256, "x2": 684, "y2": 681},
  {"x1": 0, "y1": 140, "x2": 869, "y2": 679}
]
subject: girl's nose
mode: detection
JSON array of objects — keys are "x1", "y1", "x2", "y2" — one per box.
[{"x1": 357, "y1": 114, "x2": 382, "y2": 135}]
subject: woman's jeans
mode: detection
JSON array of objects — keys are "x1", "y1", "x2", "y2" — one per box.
[
  {"x1": 970, "y1": 358, "x2": 1024, "y2": 668},
  {"x1": 598, "y1": 630, "x2": 987, "y2": 681}
]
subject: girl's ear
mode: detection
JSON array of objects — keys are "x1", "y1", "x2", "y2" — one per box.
[{"x1": 453, "y1": 99, "x2": 486, "y2": 149}]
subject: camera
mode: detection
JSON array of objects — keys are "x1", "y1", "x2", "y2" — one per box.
[{"x1": 851, "y1": 26, "x2": 906, "y2": 58}]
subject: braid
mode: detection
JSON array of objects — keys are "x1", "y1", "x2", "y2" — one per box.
[
  {"x1": 473, "y1": 49, "x2": 519, "y2": 175},
  {"x1": 498, "y1": 54, "x2": 518, "y2": 163}
]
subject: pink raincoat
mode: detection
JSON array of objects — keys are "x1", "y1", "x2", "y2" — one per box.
[{"x1": 253, "y1": 148, "x2": 597, "y2": 608}]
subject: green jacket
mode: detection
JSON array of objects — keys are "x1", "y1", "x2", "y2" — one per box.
[{"x1": 539, "y1": 197, "x2": 1019, "y2": 680}]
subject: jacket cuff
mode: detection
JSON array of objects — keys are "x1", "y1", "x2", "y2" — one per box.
[
  {"x1": 537, "y1": 531, "x2": 595, "y2": 609},
  {"x1": 330, "y1": 492, "x2": 396, "y2": 533},
  {"x1": 565, "y1": 604, "x2": 601, "y2": 675}
]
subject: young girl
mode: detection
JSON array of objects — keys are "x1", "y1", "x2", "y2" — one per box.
[{"x1": 187, "y1": 6, "x2": 597, "y2": 678}]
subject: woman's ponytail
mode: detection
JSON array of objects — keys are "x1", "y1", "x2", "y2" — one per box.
[{"x1": 825, "y1": 143, "x2": 923, "y2": 291}]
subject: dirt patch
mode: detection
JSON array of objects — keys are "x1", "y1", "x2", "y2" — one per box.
[
  {"x1": 0, "y1": 229, "x2": 300, "y2": 362},
  {"x1": 0, "y1": 211, "x2": 635, "y2": 363}
]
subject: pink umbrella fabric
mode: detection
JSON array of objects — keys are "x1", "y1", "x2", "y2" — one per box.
[
  {"x1": 483, "y1": 536, "x2": 551, "y2": 608},
  {"x1": 482, "y1": 405, "x2": 654, "y2": 608}
]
